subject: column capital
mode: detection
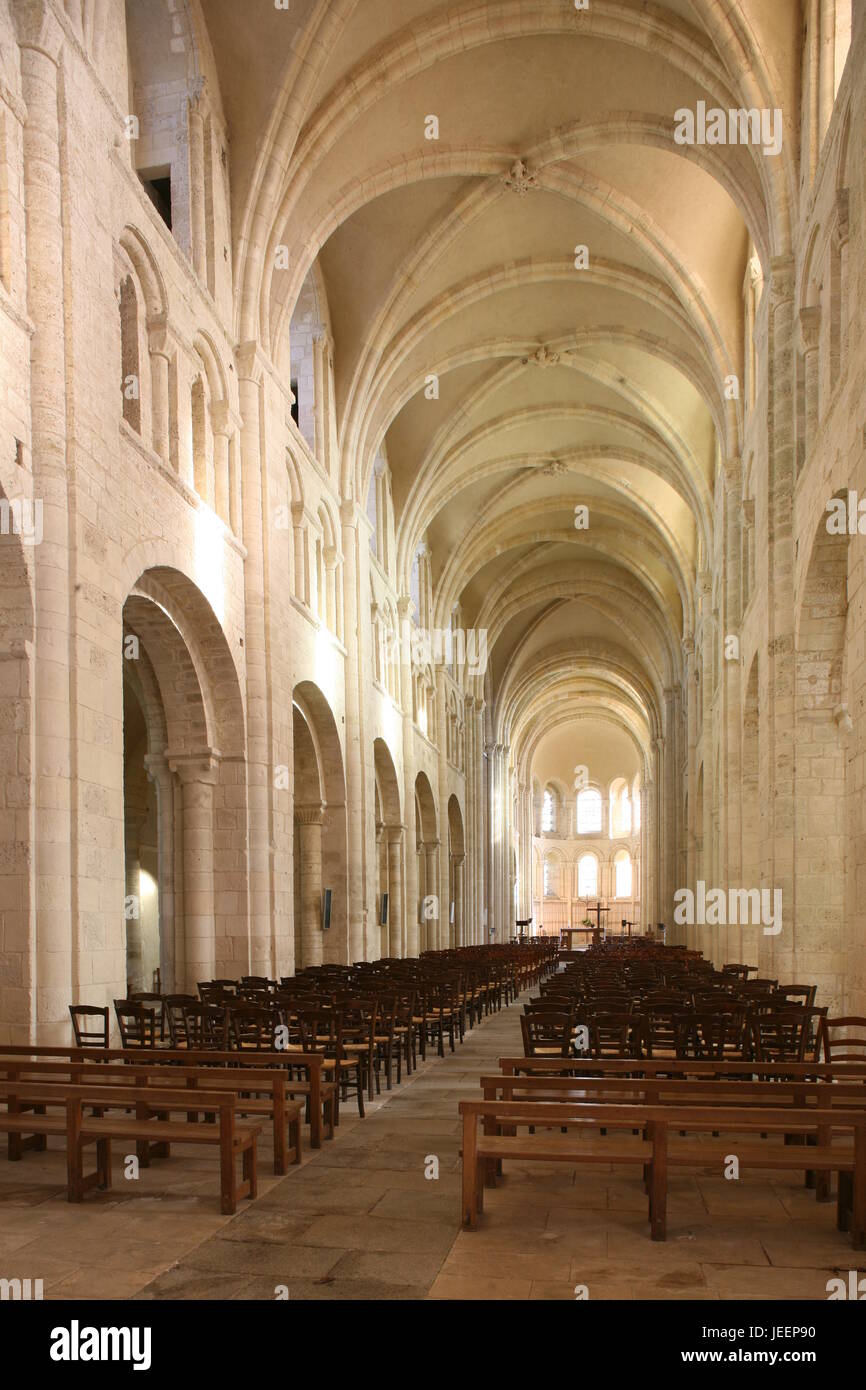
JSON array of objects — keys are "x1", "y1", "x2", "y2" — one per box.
[
  {"x1": 143, "y1": 752, "x2": 171, "y2": 783},
  {"x1": 423, "y1": 839, "x2": 440, "y2": 852},
  {"x1": 397, "y1": 594, "x2": 414, "y2": 621},
  {"x1": 146, "y1": 312, "x2": 179, "y2": 360},
  {"x1": 166, "y1": 750, "x2": 220, "y2": 785},
  {"x1": 295, "y1": 802, "x2": 324, "y2": 827},
  {"x1": 235, "y1": 341, "x2": 268, "y2": 388},
  {"x1": 768, "y1": 254, "x2": 796, "y2": 303},
  {"x1": 188, "y1": 75, "x2": 211, "y2": 119},
  {"x1": 340, "y1": 498, "x2": 359, "y2": 527},
  {"x1": 12, "y1": 0, "x2": 64, "y2": 61},
  {"x1": 210, "y1": 399, "x2": 235, "y2": 439},
  {"x1": 387, "y1": 824, "x2": 407, "y2": 845}
]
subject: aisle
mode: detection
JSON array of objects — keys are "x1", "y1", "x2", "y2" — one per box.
[
  {"x1": 135, "y1": 985, "x2": 853, "y2": 1302},
  {"x1": 135, "y1": 991, "x2": 528, "y2": 1301}
]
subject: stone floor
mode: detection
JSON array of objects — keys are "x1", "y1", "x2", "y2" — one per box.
[{"x1": 0, "y1": 992, "x2": 863, "y2": 1300}]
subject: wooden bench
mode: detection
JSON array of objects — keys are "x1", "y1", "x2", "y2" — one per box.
[
  {"x1": 0, "y1": 1060, "x2": 303, "y2": 1175},
  {"x1": 459, "y1": 1097, "x2": 866, "y2": 1245},
  {"x1": 498, "y1": 1055, "x2": 866, "y2": 1081},
  {"x1": 482, "y1": 1071, "x2": 866, "y2": 1197},
  {"x1": 0, "y1": 1079, "x2": 260, "y2": 1214},
  {"x1": 0, "y1": 1044, "x2": 334, "y2": 1147}
]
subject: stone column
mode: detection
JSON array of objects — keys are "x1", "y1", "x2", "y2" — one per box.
[
  {"x1": 424, "y1": 840, "x2": 440, "y2": 951},
  {"x1": 453, "y1": 853, "x2": 465, "y2": 946},
  {"x1": 799, "y1": 306, "x2": 821, "y2": 466},
  {"x1": 398, "y1": 597, "x2": 419, "y2": 955},
  {"x1": 463, "y1": 694, "x2": 476, "y2": 943},
  {"x1": 169, "y1": 754, "x2": 219, "y2": 990},
  {"x1": 639, "y1": 759, "x2": 650, "y2": 932},
  {"x1": 236, "y1": 346, "x2": 274, "y2": 976},
  {"x1": 723, "y1": 457, "x2": 743, "y2": 966},
  {"x1": 147, "y1": 315, "x2": 174, "y2": 466},
  {"x1": 123, "y1": 796, "x2": 148, "y2": 992},
  {"x1": 187, "y1": 80, "x2": 208, "y2": 283},
  {"x1": 144, "y1": 754, "x2": 176, "y2": 992},
  {"x1": 834, "y1": 190, "x2": 850, "y2": 369},
  {"x1": 211, "y1": 400, "x2": 232, "y2": 528},
  {"x1": 387, "y1": 826, "x2": 405, "y2": 957},
  {"x1": 295, "y1": 804, "x2": 324, "y2": 968},
  {"x1": 14, "y1": 1, "x2": 74, "y2": 1037},
  {"x1": 818, "y1": 0, "x2": 836, "y2": 142},
  {"x1": 341, "y1": 502, "x2": 365, "y2": 962},
  {"x1": 474, "y1": 702, "x2": 486, "y2": 942},
  {"x1": 435, "y1": 667, "x2": 450, "y2": 949},
  {"x1": 762, "y1": 256, "x2": 797, "y2": 983}
]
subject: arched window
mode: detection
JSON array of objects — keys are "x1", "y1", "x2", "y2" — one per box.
[
  {"x1": 576, "y1": 788, "x2": 602, "y2": 834},
  {"x1": 609, "y1": 779, "x2": 632, "y2": 837},
  {"x1": 577, "y1": 853, "x2": 598, "y2": 898},
  {"x1": 541, "y1": 787, "x2": 556, "y2": 833},
  {"x1": 614, "y1": 850, "x2": 632, "y2": 899},
  {"x1": 543, "y1": 860, "x2": 556, "y2": 898}
]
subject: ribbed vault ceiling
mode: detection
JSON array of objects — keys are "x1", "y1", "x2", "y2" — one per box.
[{"x1": 203, "y1": 0, "x2": 799, "y2": 769}]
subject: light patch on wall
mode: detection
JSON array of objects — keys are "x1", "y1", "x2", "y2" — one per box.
[
  {"x1": 139, "y1": 870, "x2": 157, "y2": 903},
  {"x1": 313, "y1": 624, "x2": 341, "y2": 708},
  {"x1": 194, "y1": 507, "x2": 225, "y2": 623}
]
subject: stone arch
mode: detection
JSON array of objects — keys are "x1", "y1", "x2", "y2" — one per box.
[
  {"x1": 121, "y1": 566, "x2": 247, "y2": 993},
  {"x1": 292, "y1": 680, "x2": 347, "y2": 969},
  {"x1": 794, "y1": 517, "x2": 849, "y2": 1009}
]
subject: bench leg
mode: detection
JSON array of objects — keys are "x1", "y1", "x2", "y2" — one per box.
[
  {"x1": 462, "y1": 1116, "x2": 479, "y2": 1228},
  {"x1": 837, "y1": 1171, "x2": 852, "y2": 1233},
  {"x1": 220, "y1": 1114, "x2": 235, "y2": 1216},
  {"x1": 97, "y1": 1138, "x2": 112, "y2": 1190},
  {"x1": 649, "y1": 1122, "x2": 667, "y2": 1242},
  {"x1": 853, "y1": 1129, "x2": 866, "y2": 1250},
  {"x1": 243, "y1": 1138, "x2": 257, "y2": 1201},
  {"x1": 309, "y1": 1086, "x2": 322, "y2": 1149}
]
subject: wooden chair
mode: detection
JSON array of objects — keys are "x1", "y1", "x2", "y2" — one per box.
[
  {"x1": 520, "y1": 1011, "x2": 574, "y2": 1058},
  {"x1": 230, "y1": 1005, "x2": 280, "y2": 1051},
  {"x1": 180, "y1": 1002, "x2": 230, "y2": 1050},
  {"x1": 776, "y1": 984, "x2": 818, "y2": 1010},
  {"x1": 128, "y1": 991, "x2": 166, "y2": 1037},
  {"x1": 751, "y1": 1010, "x2": 810, "y2": 1064},
  {"x1": 162, "y1": 995, "x2": 199, "y2": 1047},
  {"x1": 69, "y1": 1005, "x2": 109, "y2": 1049},
  {"x1": 113, "y1": 1000, "x2": 157, "y2": 1049},
  {"x1": 586, "y1": 1011, "x2": 638, "y2": 1060},
  {"x1": 821, "y1": 1017, "x2": 866, "y2": 1064},
  {"x1": 297, "y1": 1007, "x2": 365, "y2": 1121}
]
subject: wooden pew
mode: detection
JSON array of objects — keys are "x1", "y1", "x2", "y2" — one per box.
[
  {"x1": 458, "y1": 1096, "x2": 866, "y2": 1245},
  {"x1": 481, "y1": 1071, "x2": 866, "y2": 1195},
  {"x1": 498, "y1": 1056, "x2": 866, "y2": 1080},
  {"x1": 0, "y1": 1059, "x2": 303, "y2": 1175},
  {"x1": 0, "y1": 1045, "x2": 333, "y2": 1148},
  {"x1": 0, "y1": 1079, "x2": 260, "y2": 1214}
]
